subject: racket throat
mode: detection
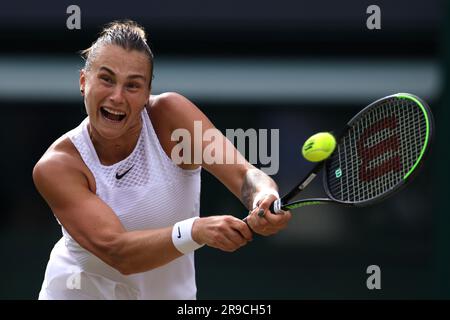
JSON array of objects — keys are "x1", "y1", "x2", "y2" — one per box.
[
  {"x1": 284, "y1": 198, "x2": 337, "y2": 210},
  {"x1": 299, "y1": 173, "x2": 317, "y2": 190}
]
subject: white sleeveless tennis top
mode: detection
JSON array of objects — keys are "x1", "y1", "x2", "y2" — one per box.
[{"x1": 38, "y1": 109, "x2": 202, "y2": 300}]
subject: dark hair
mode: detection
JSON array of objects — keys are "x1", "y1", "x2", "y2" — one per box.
[{"x1": 81, "y1": 20, "x2": 154, "y2": 88}]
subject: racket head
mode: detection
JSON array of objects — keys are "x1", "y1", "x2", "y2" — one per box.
[{"x1": 323, "y1": 93, "x2": 434, "y2": 207}]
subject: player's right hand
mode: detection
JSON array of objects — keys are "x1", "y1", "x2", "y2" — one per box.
[{"x1": 192, "y1": 215, "x2": 253, "y2": 252}]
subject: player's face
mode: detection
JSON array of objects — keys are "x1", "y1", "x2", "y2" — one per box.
[{"x1": 80, "y1": 44, "x2": 151, "y2": 140}]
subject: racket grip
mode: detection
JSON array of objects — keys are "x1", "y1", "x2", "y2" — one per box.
[
  {"x1": 270, "y1": 199, "x2": 282, "y2": 214},
  {"x1": 269, "y1": 202, "x2": 275, "y2": 213}
]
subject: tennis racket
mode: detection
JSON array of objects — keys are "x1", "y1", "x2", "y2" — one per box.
[{"x1": 270, "y1": 92, "x2": 434, "y2": 213}]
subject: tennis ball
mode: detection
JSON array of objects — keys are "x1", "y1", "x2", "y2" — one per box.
[{"x1": 302, "y1": 132, "x2": 336, "y2": 162}]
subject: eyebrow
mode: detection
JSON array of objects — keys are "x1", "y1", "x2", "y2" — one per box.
[{"x1": 99, "y1": 66, "x2": 147, "y2": 81}]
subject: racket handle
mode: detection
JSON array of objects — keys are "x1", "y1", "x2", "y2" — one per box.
[
  {"x1": 269, "y1": 199, "x2": 282, "y2": 214},
  {"x1": 269, "y1": 202, "x2": 275, "y2": 213}
]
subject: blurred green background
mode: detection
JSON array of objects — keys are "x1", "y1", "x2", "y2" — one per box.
[{"x1": 0, "y1": 0, "x2": 448, "y2": 299}]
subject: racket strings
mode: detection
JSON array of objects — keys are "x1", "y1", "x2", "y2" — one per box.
[{"x1": 326, "y1": 98, "x2": 428, "y2": 203}]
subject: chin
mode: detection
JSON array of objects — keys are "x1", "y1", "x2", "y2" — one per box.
[{"x1": 98, "y1": 126, "x2": 126, "y2": 140}]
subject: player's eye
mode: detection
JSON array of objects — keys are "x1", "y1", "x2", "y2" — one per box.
[
  {"x1": 99, "y1": 75, "x2": 113, "y2": 84},
  {"x1": 127, "y1": 82, "x2": 141, "y2": 90}
]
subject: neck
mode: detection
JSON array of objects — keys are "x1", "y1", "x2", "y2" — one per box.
[{"x1": 88, "y1": 119, "x2": 142, "y2": 166}]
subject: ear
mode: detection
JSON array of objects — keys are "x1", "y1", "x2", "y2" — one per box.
[{"x1": 79, "y1": 69, "x2": 86, "y2": 95}]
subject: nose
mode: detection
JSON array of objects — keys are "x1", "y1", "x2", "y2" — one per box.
[{"x1": 109, "y1": 85, "x2": 125, "y2": 105}]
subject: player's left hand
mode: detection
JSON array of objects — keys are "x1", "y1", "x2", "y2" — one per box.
[{"x1": 245, "y1": 194, "x2": 292, "y2": 236}]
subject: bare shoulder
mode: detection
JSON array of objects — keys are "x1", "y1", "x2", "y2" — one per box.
[
  {"x1": 145, "y1": 92, "x2": 210, "y2": 170},
  {"x1": 33, "y1": 135, "x2": 94, "y2": 197},
  {"x1": 147, "y1": 92, "x2": 207, "y2": 129},
  {"x1": 149, "y1": 92, "x2": 193, "y2": 113}
]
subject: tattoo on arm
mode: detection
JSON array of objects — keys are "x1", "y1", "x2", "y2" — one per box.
[
  {"x1": 240, "y1": 169, "x2": 277, "y2": 210},
  {"x1": 241, "y1": 175, "x2": 257, "y2": 210}
]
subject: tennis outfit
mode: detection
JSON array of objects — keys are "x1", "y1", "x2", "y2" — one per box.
[{"x1": 38, "y1": 109, "x2": 202, "y2": 300}]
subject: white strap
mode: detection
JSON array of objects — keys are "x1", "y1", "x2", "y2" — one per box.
[{"x1": 172, "y1": 217, "x2": 204, "y2": 254}]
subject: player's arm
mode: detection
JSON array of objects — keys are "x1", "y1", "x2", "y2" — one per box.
[
  {"x1": 33, "y1": 151, "x2": 250, "y2": 275},
  {"x1": 33, "y1": 151, "x2": 183, "y2": 275},
  {"x1": 153, "y1": 92, "x2": 291, "y2": 236}
]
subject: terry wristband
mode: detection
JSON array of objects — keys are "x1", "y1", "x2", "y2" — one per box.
[
  {"x1": 252, "y1": 189, "x2": 280, "y2": 210},
  {"x1": 172, "y1": 217, "x2": 204, "y2": 254}
]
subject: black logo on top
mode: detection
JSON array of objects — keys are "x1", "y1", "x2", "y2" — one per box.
[
  {"x1": 115, "y1": 165, "x2": 134, "y2": 180},
  {"x1": 177, "y1": 226, "x2": 181, "y2": 238}
]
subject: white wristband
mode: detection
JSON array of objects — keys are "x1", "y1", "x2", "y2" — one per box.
[
  {"x1": 252, "y1": 189, "x2": 280, "y2": 209},
  {"x1": 172, "y1": 217, "x2": 204, "y2": 254}
]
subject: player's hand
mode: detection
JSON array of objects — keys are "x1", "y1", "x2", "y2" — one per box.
[
  {"x1": 245, "y1": 194, "x2": 292, "y2": 236},
  {"x1": 192, "y1": 215, "x2": 253, "y2": 252}
]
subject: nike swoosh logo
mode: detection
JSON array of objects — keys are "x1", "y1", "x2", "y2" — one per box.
[
  {"x1": 177, "y1": 226, "x2": 181, "y2": 238},
  {"x1": 115, "y1": 165, "x2": 134, "y2": 180}
]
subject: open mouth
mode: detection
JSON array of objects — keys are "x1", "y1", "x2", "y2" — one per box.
[{"x1": 100, "y1": 106, "x2": 126, "y2": 122}]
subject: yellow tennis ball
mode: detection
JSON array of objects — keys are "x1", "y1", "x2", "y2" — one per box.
[{"x1": 302, "y1": 132, "x2": 336, "y2": 162}]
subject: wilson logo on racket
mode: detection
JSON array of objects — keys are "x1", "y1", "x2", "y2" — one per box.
[{"x1": 357, "y1": 116, "x2": 401, "y2": 182}]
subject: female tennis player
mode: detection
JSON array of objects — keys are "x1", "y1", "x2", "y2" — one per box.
[{"x1": 33, "y1": 20, "x2": 291, "y2": 299}]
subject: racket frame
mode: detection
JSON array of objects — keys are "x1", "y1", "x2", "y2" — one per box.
[{"x1": 273, "y1": 93, "x2": 434, "y2": 213}]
